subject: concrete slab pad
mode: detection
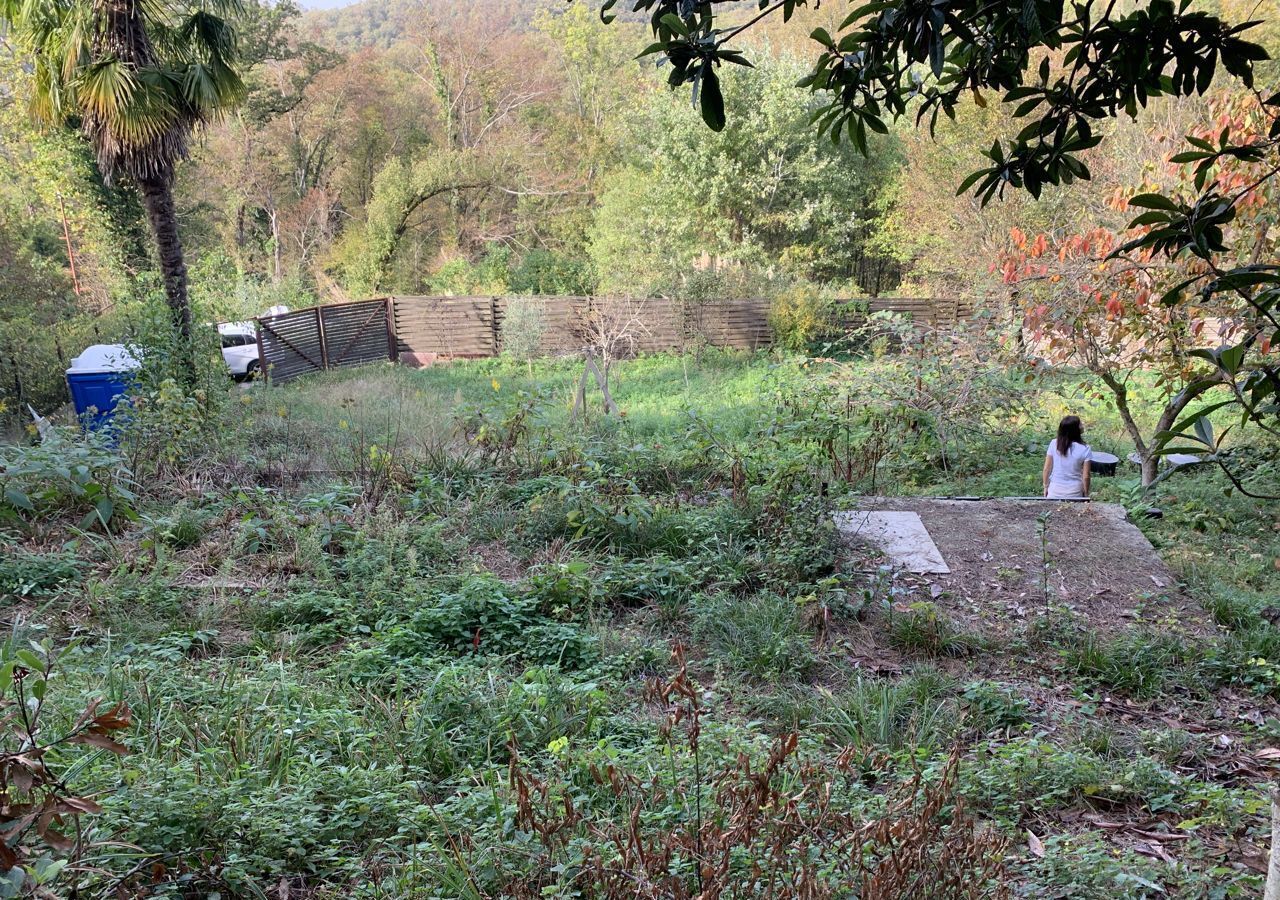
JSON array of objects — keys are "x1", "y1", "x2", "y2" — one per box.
[
  {"x1": 833, "y1": 511, "x2": 950, "y2": 574},
  {"x1": 838, "y1": 497, "x2": 1210, "y2": 638}
]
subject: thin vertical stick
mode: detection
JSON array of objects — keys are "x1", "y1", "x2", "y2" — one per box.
[
  {"x1": 1265, "y1": 785, "x2": 1280, "y2": 900},
  {"x1": 58, "y1": 193, "x2": 81, "y2": 298},
  {"x1": 385, "y1": 297, "x2": 398, "y2": 362},
  {"x1": 571, "y1": 354, "x2": 590, "y2": 420},
  {"x1": 316, "y1": 307, "x2": 329, "y2": 370},
  {"x1": 255, "y1": 320, "x2": 266, "y2": 383}
]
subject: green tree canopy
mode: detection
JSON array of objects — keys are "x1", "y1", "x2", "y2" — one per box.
[
  {"x1": 1, "y1": 0, "x2": 246, "y2": 372},
  {"x1": 590, "y1": 54, "x2": 900, "y2": 293},
  {"x1": 605, "y1": 0, "x2": 1268, "y2": 201}
]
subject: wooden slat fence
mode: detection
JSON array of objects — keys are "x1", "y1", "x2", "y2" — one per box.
[
  {"x1": 395, "y1": 295, "x2": 839, "y2": 361},
  {"x1": 696, "y1": 298, "x2": 773, "y2": 349},
  {"x1": 867, "y1": 296, "x2": 974, "y2": 325},
  {"x1": 392, "y1": 295, "x2": 498, "y2": 362},
  {"x1": 256, "y1": 295, "x2": 974, "y2": 381}
]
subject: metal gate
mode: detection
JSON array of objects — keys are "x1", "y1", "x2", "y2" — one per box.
[{"x1": 256, "y1": 299, "x2": 395, "y2": 383}]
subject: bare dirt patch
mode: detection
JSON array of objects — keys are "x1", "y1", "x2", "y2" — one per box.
[
  {"x1": 838, "y1": 497, "x2": 1211, "y2": 638},
  {"x1": 471, "y1": 539, "x2": 526, "y2": 583}
]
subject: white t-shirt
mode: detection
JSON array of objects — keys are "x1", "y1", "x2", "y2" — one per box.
[{"x1": 1046, "y1": 441, "x2": 1091, "y2": 497}]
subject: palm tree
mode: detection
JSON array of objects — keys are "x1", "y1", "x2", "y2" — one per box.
[{"x1": 1, "y1": 0, "x2": 245, "y2": 376}]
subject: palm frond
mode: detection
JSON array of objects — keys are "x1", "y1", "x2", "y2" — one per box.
[
  {"x1": 56, "y1": 9, "x2": 92, "y2": 85},
  {"x1": 78, "y1": 57, "x2": 137, "y2": 123},
  {"x1": 5, "y1": 0, "x2": 245, "y2": 181},
  {"x1": 179, "y1": 9, "x2": 237, "y2": 60},
  {"x1": 178, "y1": 59, "x2": 236, "y2": 111},
  {"x1": 26, "y1": 58, "x2": 58, "y2": 125}
]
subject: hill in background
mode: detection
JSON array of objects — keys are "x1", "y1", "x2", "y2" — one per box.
[{"x1": 300, "y1": 0, "x2": 556, "y2": 49}]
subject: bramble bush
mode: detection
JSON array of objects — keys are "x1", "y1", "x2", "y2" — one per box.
[{"x1": 0, "y1": 428, "x2": 136, "y2": 532}]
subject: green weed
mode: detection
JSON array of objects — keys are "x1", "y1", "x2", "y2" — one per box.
[
  {"x1": 1058, "y1": 631, "x2": 1197, "y2": 699},
  {"x1": 888, "y1": 602, "x2": 981, "y2": 658},
  {"x1": 962, "y1": 736, "x2": 1182, "y2": 821},
  {"x1": 817, "y1": 668, "x2": 955, "y2": 752},
  {"x1": 693, "y1": 591, "x2": 816, "y2": 682},
  {"x1": 0, "y1": 547, "x2": 81, "y2": 600},
  {"x1": 960, "y1": 680, "x2": 1031, "y2": 733}
]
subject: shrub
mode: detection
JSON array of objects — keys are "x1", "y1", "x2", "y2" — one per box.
[
  {"x1": 0, "y1": 429, "x2": 135, "y2": 531},
  {"x1": 117, "y1": 377, "x2": 229, "y2": 474},
  {"x1": 768, "y1": 282, "x2": 837, "y2": 353},
  {"x1": 754, "y1": 496, "x2": 840, "y2": 586},
  {"x1": 0, "y1": 548, "x2": 81, "y2": 601},
  {"x1": 500, "y1": 297, "x2": 547, "y2": 373},
  {"x1": 429, "y1": 247, "x2": 512, "y2": 295},
  {"x1": 507, "y1": 249, "x2": 594, "y2": 295}
]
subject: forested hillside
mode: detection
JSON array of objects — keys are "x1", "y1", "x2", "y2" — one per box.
[
  {"x1": 181, "y1": 0, "x2": 908, "y2": 303},
  {"x1": 5, "y1": 0, "x2": 1274, "y2": 415}
]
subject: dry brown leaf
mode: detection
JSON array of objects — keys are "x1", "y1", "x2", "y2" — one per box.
[
  {"x1": 1131, "y1": 829, "x2": 1189, "y2": 842},
  {"x1": 1027, "y1": 830, "x2": 1045, "y2": 858},
  {"x1": 1242, "y1": 851, "x2": 1269, "y2": 873},
  {"x1": 60, "y1": 796, "x2": 103, "y2": 815},
  {"x1": 1132, "y1": 840, "x2": 1175, "y2": 863},
  {"x1": 38, "y1": 827, "x2": 73, "y2": 853},
  {"x1": 67, "y1": 732, "x2": 128, "y2": 755}
]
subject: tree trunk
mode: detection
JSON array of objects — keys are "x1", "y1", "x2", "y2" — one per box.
[
  {"x1": 137, "y1": 173, "x2": 195, "y2": 378},
  {"x1": 1098, "y1": 372, "x2": 1155, "y2": 486},
  {"x1": 1099, "y1": 369, "x2": 1222, "y2": 488},
  {"x1": 269, "y1": 207, "x2": 282, "y2": 284}
]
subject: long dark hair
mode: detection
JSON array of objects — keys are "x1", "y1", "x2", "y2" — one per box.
[{"x1": 1056, "y1": 415, "x2": 1084, "y2": 455}]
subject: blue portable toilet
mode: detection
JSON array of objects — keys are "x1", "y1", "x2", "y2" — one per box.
[{"x1": 65, "y1": 344, "x2": 141, "y2": 433}]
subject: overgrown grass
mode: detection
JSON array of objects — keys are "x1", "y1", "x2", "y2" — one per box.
[
  {"x1": 0, "y1": 349, "x2": 1275, "y2": 897},
  {"x1": 1057, "y1": 630, "x2": 1197, "y2": 699},
  {"x1": 255, "y1": 349, "x2": 790, "y2": 452}
]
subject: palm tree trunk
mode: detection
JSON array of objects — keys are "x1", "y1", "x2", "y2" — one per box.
[{"x1": 137, "y1": 172, "x2": 195, "y2": 377}]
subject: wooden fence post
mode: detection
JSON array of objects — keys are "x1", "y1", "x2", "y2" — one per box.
[{"x1": 490, "y1": 296, "x2": 500, "y2": 357}]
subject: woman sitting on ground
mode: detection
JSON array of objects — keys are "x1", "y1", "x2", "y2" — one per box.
[{"x1": 1043, "y1": 415, "x2": 1091, "y2": 500}]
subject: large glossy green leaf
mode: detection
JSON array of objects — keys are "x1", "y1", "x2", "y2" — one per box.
[{"x1": 699, "y1": 66, "x2": 725, "y2": 132}]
